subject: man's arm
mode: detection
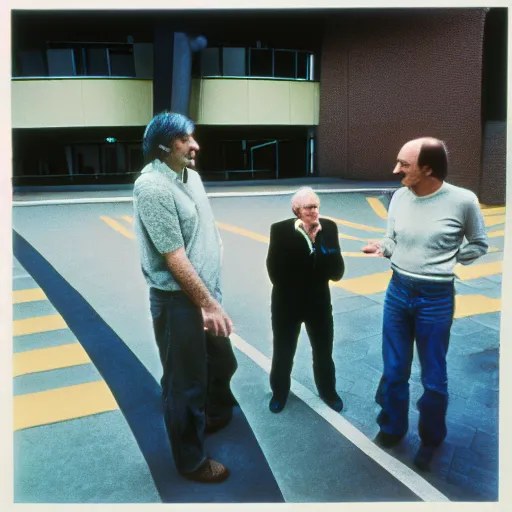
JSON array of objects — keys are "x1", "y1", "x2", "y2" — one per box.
[
  {"x1": 266, "y1": 223, "x2": 284, "y2": 285},
  {"x1": 164, "y1": 247, "x2": 233, "y2": 337},
  {"x1": 324, "y1": 221, "x2": 344, "y2": 281},
  {"x1": 456, "y1": 197, "x2": 488, "y2": 265},
  {"x1": 362, "y1": 194, "x2": 397, "y2": 257},
  {"x1": 136, "y1": 186, "x2": 232, "y2": 336}
]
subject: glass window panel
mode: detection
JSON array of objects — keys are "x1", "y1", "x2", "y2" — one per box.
[
  {"x1": 109, "y1": 48, "x2": 135, "y2": 77},
  {"x1": 274, "y1": 50, "x2": 296, "y2": 79},
  {"x1": 200, "y1": 47, "x2": 221, "y2": 76},
  {"x1": 222, "y1": 48, "x2": 246, "y2": 77},
  {"x1": 296, "y1": 52, "x2": 308, "y2": 80},
  {"x1": 87, "y1": 48, "x2": 109, "y2": 76},
  {"x1": 46, "y1": 49, "x2": 76, "y2": 77},
  {"x1": 249, "y1": 49, "x2": 273, "y2": 77},
  {"x1": 19, "y1": 49, "x2": 46, "y2": 77}
]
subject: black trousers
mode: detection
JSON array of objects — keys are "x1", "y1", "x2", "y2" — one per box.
[
  {"x1": 270, "y1": 289, "x2": 337, "y2": 401},
  {"x1": 150, "y1": 288, "x2": 238, "y2": 473}
]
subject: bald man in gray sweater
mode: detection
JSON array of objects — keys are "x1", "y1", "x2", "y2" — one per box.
[{"x1": 362, "y1": 137, "x2": 488, "y2": 471}]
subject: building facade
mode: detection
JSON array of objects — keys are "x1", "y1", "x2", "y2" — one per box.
[{"x1": 11, "y1": 8, "x2": 507, "y2": 204}]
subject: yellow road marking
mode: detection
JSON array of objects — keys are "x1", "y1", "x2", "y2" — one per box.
[
  {"x1": 100, "y1": 216, "x2": 135, "y2": 239},
  {"x1": 480, "y1": 204, "x2": 505, "y2": 215},
  {"x1": 216, "y1": 222, "x2": 270, "y2": 243},
  {"x1": 121, "y1": 215, "x2": 133, "y2": 224},
  {"x1": 454, "y1": 295, "x2": 501, "y2": 318},
  {"x1": 488, "y1": 230, "x2": 504, "y2": 238},
  {"x1": 339, "y1": 233, "x2": 373, "y2": 242},
  {"x1": 332, "y1": 270, "x2": 392, "y2": 295},
  {"x1": 366, "y1": 197, "x2": 388, "y2": 220},
  {"x1": 14, "y1": 314, "x2": 67, "y2": 337},
  {"x1": 342, "y1": 252, "x2": 380, "y2": 258},
  {"x1": 13, "y1": 381, "x2": 119, "y2": 431},
  {"x1": 484, "y1": 215, "x2": 505, "y2": 228},
  {"x1": 216, "y1": 220, "x2": 373, "y2": 244},
  {"x1": 454, "y1": 261, "x2": 502, "y2": 280},
  {"x1": 13, "y1": 343, "x2": 91, "y2": 378},
  {"x1": 13, "y1": 288, "x2": 47, "y2": 304},
  {"x1": 321, "y1": 215, "x2": 386, "y2": 233}
]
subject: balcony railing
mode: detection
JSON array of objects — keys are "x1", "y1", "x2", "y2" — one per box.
[
  {"x1": 13, "y1": 41, "x2": 153, "y2": 80},
  {"x1": 195, "y1": 46, "x2": 315, "y2": 81}
]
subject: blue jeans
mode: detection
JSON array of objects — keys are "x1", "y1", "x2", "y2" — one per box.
[
  {"x1": 376, "y1": 271, "x2": 455, "y2": 446},
  {"x1": 150, "y1": 288, "x2": 238, "y2": 473}
]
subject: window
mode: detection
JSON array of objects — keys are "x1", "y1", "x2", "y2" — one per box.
[
  {"x1": 274, "y1": 50, "x2": 296, "y2": 79},
  {"x1": 109, "y1": 47, "x2": 135, "y2": 77},
  {"x1": 249, "y1": 49, "x2": 273, "y2": 77}
]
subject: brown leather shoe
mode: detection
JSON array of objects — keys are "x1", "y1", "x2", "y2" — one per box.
[{"x1": 181, "y1": 458, "x2": 230, "y2": 483}]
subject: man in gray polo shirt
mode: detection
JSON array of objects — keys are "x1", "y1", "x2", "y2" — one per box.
[
  {"x1": 362, "y1": 137, "x2": 488, "y2": 471},
  {"x1": 133, "y1": 111, "x2": 237, "y2": 483}
]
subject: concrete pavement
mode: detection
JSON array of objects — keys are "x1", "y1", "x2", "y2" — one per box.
[{"x1": 11, "y1": 181, "x2": 504, "y2": 502}]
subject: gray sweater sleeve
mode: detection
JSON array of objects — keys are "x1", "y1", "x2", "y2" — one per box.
[
  {"x1": 135, "y1": 185, "x2": 184, "y2": 255},
  {"x1": 456, "y1": 196, "x2": 488, "y2": 265}
]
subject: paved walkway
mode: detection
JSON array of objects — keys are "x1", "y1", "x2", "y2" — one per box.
[{"x1": 11, "y1": 181, "x2": 504, "y2": 502}]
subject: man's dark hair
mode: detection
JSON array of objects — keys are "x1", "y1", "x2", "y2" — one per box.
[
  {"x1": 142, "y1": 111, "x2": 195, "y2": 165},
  {"x1": 418, "y1": 139, "x2": 448, "y2": 180}
]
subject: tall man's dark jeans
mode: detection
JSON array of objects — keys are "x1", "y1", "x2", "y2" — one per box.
[
  {"x1": 149, "y1": 288, "x2": 238, "y2": 474},
  {"x1": 270, "y1": 289, "x2": 337, "y2": 402},
  {"x1": 376, "y1": 271, "x2": 455, "y2": 447}
]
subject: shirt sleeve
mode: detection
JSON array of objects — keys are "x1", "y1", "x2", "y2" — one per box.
[
  {"x1": 135, "y1": 186, "x2": 184, "y2": 254},
  {"x1": 456, "y1": 195, "x2": 488, "y2": 265},
  {"x1": 380, "y1": 193, "x2": 397, "y2": 258}
]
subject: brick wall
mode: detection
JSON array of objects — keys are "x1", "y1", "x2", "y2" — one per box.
[
  {"x1": 318, "y1": 9, "x2": 488, "y2": 196},
  {"x1": 480, "y1": 121, "x2": 507, "y2": 205}
]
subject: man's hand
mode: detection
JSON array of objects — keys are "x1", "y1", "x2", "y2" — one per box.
[
  {"x1": 361, "y1": 240, "x2": 384, "y2": 257},
  {"x1": 201, "y1": 300, "x2": 234, "y2": 337}
]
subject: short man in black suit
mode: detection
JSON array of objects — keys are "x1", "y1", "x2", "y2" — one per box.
[{"x1": 266, "y1": 187, "x2": 345, "y2": 413}]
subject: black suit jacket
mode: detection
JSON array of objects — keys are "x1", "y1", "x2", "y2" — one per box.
[{"x1": 266, "y1": 218, "x2": 344, "y2": 298}]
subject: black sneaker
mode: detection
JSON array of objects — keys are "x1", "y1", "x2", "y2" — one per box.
[
  {"x1": 414, "y1": 444, "x2": 437, "y2": 471},
  {"x1": 321, "y1": 394, "x2": 344, "y2": 412},
  {"x1": 269, "y1": 396, "x2": 286, "y2": 413},
  {"x1": 374, "y1": 430, "x2": 405, "y2": 448}
]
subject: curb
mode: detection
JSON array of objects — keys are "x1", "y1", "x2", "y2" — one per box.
[{"x1": 12, "y1": 188, "x2": 398, "y2": 207}]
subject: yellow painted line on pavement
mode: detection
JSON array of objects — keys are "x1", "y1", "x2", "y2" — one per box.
[
  {"x1": 121, "y1": 215, "x2": 133, "y2": 224},
  {"x1": 216, "y1": 221, "x2": 372, "y2": 245},
  {"x1": 14, "y1": 314, "x2": 67, "y2": 337},
  {"x1": 13, "y1": 288, "x2": 47, "y2": 304},
  {"x1": 216, "y1": 222, "x2": 270, "y2": 243},
  {"x1": 339, "y1": 233, "x2": 373, "y2": 242},
  {"x1": 480, "y1": 205, "x2": 505, "y2": 215},
  {"x1": 13, "y1": 380, "x2": 119, "y2": 431},
  {"x1": 342, "y1": 252, "x2": 380, "y2": 258},
  {"x1": 332, "y1": 270, "x2": 392, "y2": 295},
  {"x1": 484, "y1": 215, "x2": 505, "y2": 228},
  {"x1": 322, "y1": 215, "x2": 386, "y2": 233},
  {"x1": 454, "y1": 261, "x2": 502, "y2": 280},
  {"x1": 13, "y1": 343, "x2": 91, "y2": 378},
  {"x1": 100, "y1": 216, "x2": 135, "y2": 239},
  {"x1": 366, "y1": 197, "x2": 388, "y2": 220},
  {"x1": 454, "y1": 295, "x2": 501, "y2": 318},
  {"x1": 488, "y1": 230, "x2": 504, "y2": 238}
]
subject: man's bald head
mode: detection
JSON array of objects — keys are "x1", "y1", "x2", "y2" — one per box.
[{"x1": 404, "y1": 137, "x2": 448, "y2": 180}]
